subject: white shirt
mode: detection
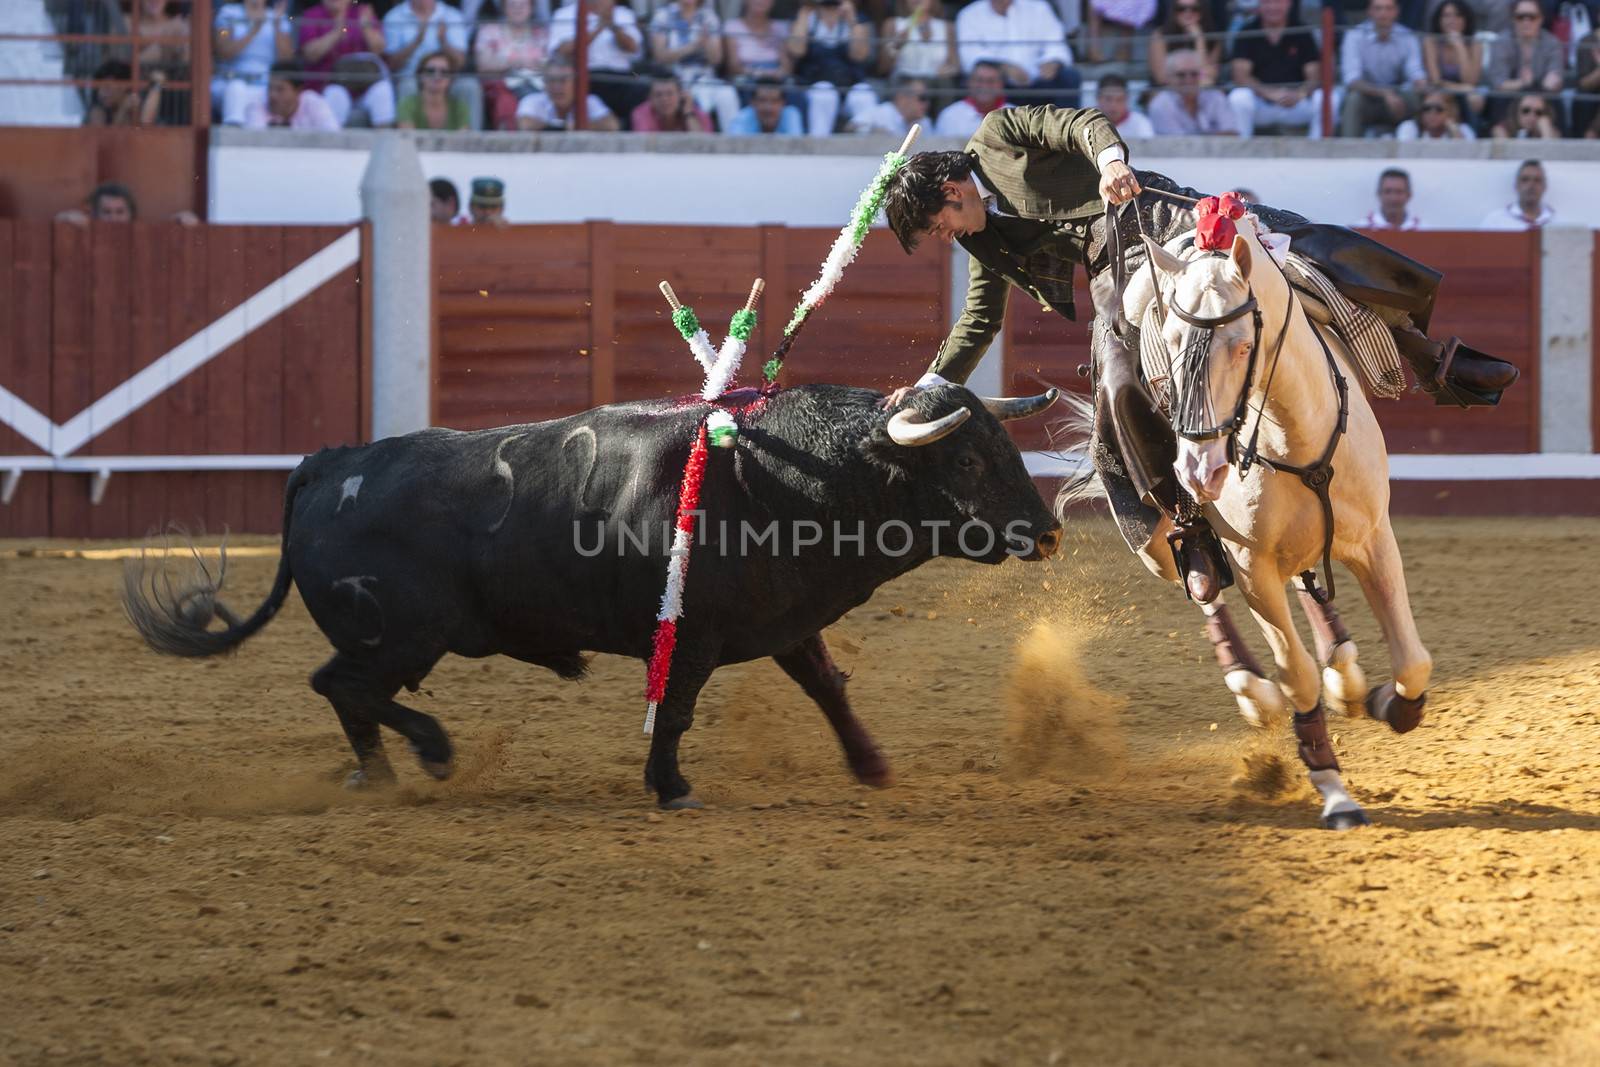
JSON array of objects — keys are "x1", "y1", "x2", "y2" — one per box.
[
  {"x1": 1479, "y1": 203, "x2": 1554, "y2": 231},
  {"x1": 215, "y1": 3, "x2": 289, "y2": 80},
  {"x1": 1357, "y1": 209, "x2": 1420, "y2": 231},
  {"x1": 381, "y1": 1, "x2": 470, "y2": 78},
  {"x1": 516, "y1": 91, "x2": 612, "y2": 128},
  {"x1": 850, "y1": 100, "x2": 920, "y2": 136},
  {"x1": 1114, "y1": 110, "x2": 1155, "y2": 138},
  {"x1": 933, "y1": 98, "x2": 992, "y2": 138},
  {"x1": 1395, "y1": 118, "x2": 1475, "y2": 140},
  {"x1": 954, "y1": 0, "x2": 1072, "y2": 79},
  {"x1": 550, "y1": 2, "x2": 643, "y2": 71}
]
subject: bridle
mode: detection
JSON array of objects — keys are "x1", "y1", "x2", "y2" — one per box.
[{"x1": 1106, "y1": 193, "x2": 1350, "y2": 597}]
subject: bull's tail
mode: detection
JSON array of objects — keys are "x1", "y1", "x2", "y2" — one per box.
[
  {"x1": 122, "y1": 465, "x2": 308, "y2": 658},
  {"x1": 1049, "y1": 388, "x2": 1107, "y2": 524}
]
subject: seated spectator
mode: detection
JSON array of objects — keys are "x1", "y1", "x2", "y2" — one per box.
[
  {"x1": 398, "y1": 51, "x2": 473, "y2": 128},
  {"x1": 1422, "y1": 1, "x2": 1484, "y2": 124},
  {"x1": 1148, "y1": 0, "x2": 1220, "y2": 85},
  {"x1": 877, "y1": 0, "x2": 960, "y2": 90},
  {"x1": 1397, "y1": 89, "x2": 1477, "y2": 137},
  {"x1": 1149, "y1": 49, "x2": 1238, "y2": 134},
  {"x1": 651, "y1": 0, "x2": 740, "y2": 130},
  {"x1": 631, "y1": 71, "x2": 714, "y2": 130},
  {"x1": 474, "y1": 0, "x2": 552, "y2": 131},
  {"x1": 516, "y1": 58, "x2": 621, "y2": 129},
  {"x1": 468, "y1": 177, "x2": 510, "y2": 227},
  {"x1": 934, "y1": 59, "x2": 1009, "y2": 137},
  {"x1": 726, "y1": 74, "x2": 805, "y2": 133},
  {"x1": 1486, "y1": 1, "x2": 1564, "y2": 129},
  {"x1": 724, "y1": 0, "x2": 793, "y2": 80},
  {"x1": 244, "y1": 60, "x2": 343, "y2": 129},
  {"x1": 1491, "y1": 92, "x2": 1561, "y2": 137},
  {"x1": 297, "y1": 0, "x2": 395, "y2": 128},
  {"x1": 851, "y1": 76, "x2": 931, "y2": 134},
  {"x1": 1087, "y1": 0, "x2": 1158, "y2": 66},
  {"x1": 213, "y1": 0, "x2": 294, "y2": 126},
  {"x1": 55, "y1": 182, "x2": 203, "y2": 226},
  {"x1": 134, "y1": 0, "x2": 191, "y2": 123},
  {"x1": 83, "y1": 59, "x2": 161, "y2": 127},
  {"x1": 1479, "y1": 159, "x2": 1554, "y2": 229},
  {"x1": 1339, "y1": 0, "x2": 1425, "y2": 138},
  {"x1": 382, "y1": 0, "x2": 468, "y2": 80},
  {"x1": 1423, "y1": 0, "x2": 1512, "y2": 37},
  {"x1": 551, "y1": 0, "x2": 644, "y2": 125},
  {"x1": 1095, "y1": 73, "x2": 1154, "y2": 137},
  {"x1": 1355, "y1": 167, "x2": 1421, "y2": 229},
  {"x1": 430, "y1": 177, "x2": 462, "y2": 224},
  {"x1": 1228, "y1": 0, "x2": 1326, "y2": 137},
  {"x1": 1578, "y1": 26, "x2": 1600, "y2": 140},
  {"x1": 954, "y1": 0, "x2": 1079, "y2": 109},
  {"x1": 787, "y1": 0, "x2": 879, "y2": 136}
]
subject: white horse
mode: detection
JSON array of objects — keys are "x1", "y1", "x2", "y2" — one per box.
[{"x1": 1103, "y1": 219, "x2": 1433, "y2": 829}]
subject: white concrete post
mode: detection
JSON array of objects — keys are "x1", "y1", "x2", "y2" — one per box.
[
  {"x1": 950, "y1": 245, "x2": 1004, "y2": 397},
  {"x1": 360, "y1": 133, "x2": 432, "y2": 440},
  {"x1": 1539, "y1": 226, "x2": 1594, "y2": 455}
]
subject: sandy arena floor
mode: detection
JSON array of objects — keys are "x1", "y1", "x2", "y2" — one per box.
[{"x1": 1, "y1": 517, "x2": 1598, "y2": 1066}]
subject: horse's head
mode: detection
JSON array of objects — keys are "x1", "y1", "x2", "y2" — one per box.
[{"x1": 1143, "y1": 230, "x2": 1259, "y2": 504}]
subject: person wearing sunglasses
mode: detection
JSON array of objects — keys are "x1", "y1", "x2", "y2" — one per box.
[
  {"x1": 1148, "y1": 48, "x2": 1238, "y2": 134},
  {"x1": 1490, "y1": 91, "x2": 1561, "y2": 137},
  {"x1": 397, "y1": 51, "x2": 472, "y2": 129},
  {"x1": 1149, "y1": 0, "x2": 1220, "y2": 87},
  {"x1": 1486, "y1": 0, "x2": 1564, "y2": 127},
  {"x1": 1397, "y1": 89, "x2": 1476, "y2": 138},
  {"x1": 849, "y1": 74, "x2": 931, "y2": 134}
]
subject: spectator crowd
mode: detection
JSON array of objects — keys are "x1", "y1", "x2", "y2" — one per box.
[{"x1": 29, "y1": 0, "x2": 1600, "y2": 138}]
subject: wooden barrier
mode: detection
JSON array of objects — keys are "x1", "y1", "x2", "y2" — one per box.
[
  {"x1": 434, "y1": 224, "x2": 950, "y2": 429},
  {"x1": 0, "y1": 128, "x2": 202, "y2": 222},
  {"x1": 0, "y1": 222, "x2": 366, "y2": 539},
  {"x1": 1001, "y1": 229, "x2": 1543, "y2": 455}
]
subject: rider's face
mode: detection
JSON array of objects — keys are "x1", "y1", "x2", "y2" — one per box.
[{"x1": 921, "y1": 179, "x2": 988, "y2": 246}]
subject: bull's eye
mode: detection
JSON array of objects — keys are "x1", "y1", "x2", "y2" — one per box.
[{"x1": 957, "y1": 454, "x2": 977, "y2": 470}]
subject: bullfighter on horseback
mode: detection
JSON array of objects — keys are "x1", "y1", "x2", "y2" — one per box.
[{"x1": 881, "y1": 104, "x2": 1519, "y2": 605}]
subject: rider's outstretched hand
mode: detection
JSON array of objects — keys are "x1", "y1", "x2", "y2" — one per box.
[{"x1": 1100, "y1": 160, "x2": 1142, "y2": 206}]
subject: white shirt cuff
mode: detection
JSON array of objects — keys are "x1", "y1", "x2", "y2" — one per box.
[
  {"x1": 1096, "y1": 145, "x2": 1126, "y2": 172},
  {"x1": 915, "y1": 371, "x2": 949, "y2": 389}
]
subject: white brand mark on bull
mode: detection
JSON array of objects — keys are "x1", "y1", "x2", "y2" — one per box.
[{"x1": 338, "y1": 475, "x2": 364, "y2": 513}]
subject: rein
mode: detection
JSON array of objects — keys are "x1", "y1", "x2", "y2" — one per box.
[{"x1": 1103, "y1": 193, "x2": 1350, "y2": 599}]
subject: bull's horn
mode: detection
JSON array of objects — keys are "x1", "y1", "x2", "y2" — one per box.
[
  {"x1": 981, "y1": 388, "x2": 1061, "y2": 422},
  {"x1": 886, "y1": 406, "x2": 971, "y2": 447}
]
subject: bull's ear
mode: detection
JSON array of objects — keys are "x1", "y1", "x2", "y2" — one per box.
[
  {"x1": 1230, "y1": 233, "x2": 1253, "y2": 282},
  {"x1": 1141, "y1": 235, "x2": 1185, "y2": 277}
]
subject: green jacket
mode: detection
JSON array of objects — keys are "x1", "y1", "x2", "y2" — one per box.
[{"x1": 928, "y1": 104, "x2": 1126, "y2": 384}]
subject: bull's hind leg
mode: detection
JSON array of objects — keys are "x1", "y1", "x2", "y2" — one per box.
[
  {"x1": 1295, "y1": 571, "x2": 1368, "y2": 716},
  {"x1": 1345, "y1": 517, "x2": 1432, "y2": 734},
  {"x1": 773, "y1": 632, "x2": 891, "y2": 787},
  {"x1": 644, "y1": 654, "x2": 715, "y2": 810},
  {"x1": 311, "y1": 652, "x2": 453, "y2": 784}
]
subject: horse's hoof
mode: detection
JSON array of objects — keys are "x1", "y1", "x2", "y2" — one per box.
[
  {"x1": 850, "y1": 753, "x2": 895, "y2": 788},
  {"x1": 1321, "y1": 807, "x2": 1371, "y2": 831},
  {"x1": 659, "y1": 795, "x2": 704, "y2": 811},
  {"x1": 1365, "y1": 682, "x2": 1426, "y2": 735}
]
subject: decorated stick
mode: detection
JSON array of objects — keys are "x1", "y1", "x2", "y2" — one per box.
[
  {"x1": 660, "y1": 281, "x2": 718, "y2": 372},
  {"x1": 643, "y1": 419, "x2": 711, "y2": 735},
  {"x1": 763, "y1": 125, "x2": 921, "y2": 385},
  {"x1": 701, "y1": 278, "x2": 764, "y2": 401}
]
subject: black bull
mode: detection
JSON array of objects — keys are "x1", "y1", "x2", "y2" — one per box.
[{"x1": 124, "y1": 383, "x2": 1062, "y2": 808}]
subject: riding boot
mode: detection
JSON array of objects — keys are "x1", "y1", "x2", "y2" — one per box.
[
  {"x1": 1392, "y1": 328, "x2": 1519, "y2": 408},
  {"x1": 1166, "y1": 518, "x2": 1234, "y2": 604}
]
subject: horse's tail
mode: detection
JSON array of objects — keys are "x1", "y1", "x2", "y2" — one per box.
[
  {"x1": 122, "y1": 465, "x2": 308, "y2": 658},
  {"x1": 1049, "y1": 388, "x2": 1107, "y2": 525}
]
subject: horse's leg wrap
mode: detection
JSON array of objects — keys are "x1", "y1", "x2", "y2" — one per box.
[
  {"x1": 1206, "y1": 603, "x2": 1266, "y2": 676},
  {"x1": 1294, "y1": 571, "x2": 1351, "y2": 666},
  {"x1": 1365, "y1": 681, "x2": 1427, "y2": 735},
  {"x1": 1204, "y1": 600, "x2": 1283, "y2": 727},
  {"x1": 1292, "y1": 704, "x2": 1340, "y2": 772}
]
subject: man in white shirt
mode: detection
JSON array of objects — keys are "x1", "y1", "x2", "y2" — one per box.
[
  {"x1": 1356, "y1": 167, "x2": 1421, "y2": 230},
  {"x1": 382, "y1": 0, "x2": 468, "y2": 79},
  {"x1": 550, "y1": 0, "x2": 644, "y2": 121},
  {"x1": 934, "y1": 60, "x2": 1011, "y2": 137},
  {"x1": 954, "y1": 0, "x2": 1080, "y2": 108},
  {"x1": 850, "y1": 77, "x2": 931, "y2": 135},
  {"x1": 1095, "y1": 74, "x2": 1153, "y2": 138},
  {"x1": 1479, "y1": 159, "x2": 1555, "y2": 230},
  {"x1": 516, "y1": 59, "x2": 620, "y2": 131}
]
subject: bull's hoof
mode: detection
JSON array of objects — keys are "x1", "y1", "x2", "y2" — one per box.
[
  {"x1": 419, "y1": 759, "x2": 454, "y2": 781},
  {"x1": 659, "y1": 794, "x2": 704, "y2": 811},
  {"x1": 849, "y1": 752, "x2": 895, "y2": 788},
  {"x1": 1321, "y1": 807, "x2": 1371, "y2": 831},
  {"x1": 344, "y1": 766, "x2": 395, "y2": 791},
  {"x1": 1365, "y1": 682, "x2": 1426, "y2": 735}
]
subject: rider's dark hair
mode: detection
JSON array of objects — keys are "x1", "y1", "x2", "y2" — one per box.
[{"x1": 885, "y1": 150, "x2": 975, "y2": 254}]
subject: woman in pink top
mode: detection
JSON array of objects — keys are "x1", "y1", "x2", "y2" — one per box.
[
  {"x1": 474, "y1": 0, "x2": 551, "y2": 130},
  {"x1": 297, "y1": 0, "x2": 394, "y2": 126},
  {"x1": 244, "y1": 61, "x2": 343, "y2": 130}
]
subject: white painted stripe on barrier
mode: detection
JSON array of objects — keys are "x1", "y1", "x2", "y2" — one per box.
[
  {"x1": 1024, "y1": 451, "x2": 1600, "y2": 480},
  {"x1": 0, "y1": 229, "x2": 360, "y2": 460}
]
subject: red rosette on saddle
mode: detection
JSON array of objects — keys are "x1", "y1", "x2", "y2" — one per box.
[{"x1": 1194, "y1": 192, "x2": 1248, "y2": 252}]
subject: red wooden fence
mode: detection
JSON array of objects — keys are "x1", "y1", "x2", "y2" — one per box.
[{"x1": 0, "y1": 221, "x2": 367, "y2": 539}]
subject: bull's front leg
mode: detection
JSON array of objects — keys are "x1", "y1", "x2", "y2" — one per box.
[
  {"x1": 773, "y1": 632, "x2": 892, "y2": 787},
  {"x1": 644, "y1": 654, "x2": 715, "y2": 810}
]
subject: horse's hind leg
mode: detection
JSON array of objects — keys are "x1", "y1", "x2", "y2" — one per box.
[
  {"x1": 1236, "y1": 562, "x2": 1368, "y2": 830},
  {"x1": 1295, "y1": 571, "x2": 1368, "y2": 716},
  {"x1": 1345, "y1": 517, "x2": 1432, "y2": 734},
  {"x1": 312, "y1": 652, "x2": 454, "y2": 783}
]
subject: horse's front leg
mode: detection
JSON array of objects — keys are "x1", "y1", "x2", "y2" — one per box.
[
  {"x1": 1345, "y1": 516, "x2": 1432, "y2": 734},
  {"x1": 1236, "y1": 554, "x2": 1369, "y2": 830}
]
